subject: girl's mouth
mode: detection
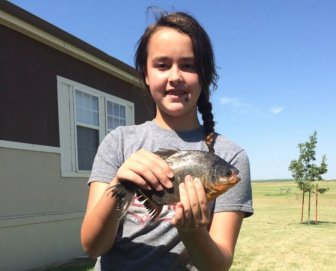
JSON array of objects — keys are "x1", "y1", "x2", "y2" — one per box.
[{"x1": 164, "y1": 90, "x2": 187, "y2": 97}]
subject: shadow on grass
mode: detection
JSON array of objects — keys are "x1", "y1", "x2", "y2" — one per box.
[
  {"x1": 43, "y1": 257, "x2": 95, "y2": 271},
  {"x1": 264, "y1": 193, "x2": 295, "y2": 197},
  {"x1": 301, "y1": 221, "x2": 336, "y2": 225}
]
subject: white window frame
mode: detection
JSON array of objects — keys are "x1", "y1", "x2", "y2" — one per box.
[{"x1": 57, "y1": 76, "x2": 134, "y2": 177}]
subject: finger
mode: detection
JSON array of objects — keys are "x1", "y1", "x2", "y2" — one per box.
[
  {"x1": 141, "y1": 150, "x2": 174, "y2": 188},
  {"x1": 126, "y1": 152, "x2": 164, "y2": 190},
  {"x1": 185, "y1": 176, "x2": 202, "y2": 224},
  {"x1": 117, "y1": 165, "x2": 152, "y2": 190},
  {"x1": 171, "y1": 203, "x2": 184, "y2": 227},
  {"x1": 179, "y1": 181, "x2": 192, "y2": 226},
  {"x1": 194, "y1": 178, "x2": 209, "y2": 226}
]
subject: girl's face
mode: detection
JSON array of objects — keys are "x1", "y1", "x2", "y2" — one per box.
[{"x1": 145, "y1": 27, "x2": 201, "y2": 125}]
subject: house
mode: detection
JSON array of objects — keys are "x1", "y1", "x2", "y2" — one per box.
[{"x1": 0, "y1": 2, "x2": 153, "y2": 270}]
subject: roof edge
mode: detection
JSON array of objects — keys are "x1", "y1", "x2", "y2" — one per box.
[{"x1": 0, "y1": 1, "x2": 143, "y2": 87}]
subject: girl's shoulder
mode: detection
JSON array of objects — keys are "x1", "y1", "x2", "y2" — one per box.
[
  {"x1": 214, "y1": 133, "x2": 243, "y2": 150},
  {"x1": 106, "y1": 121, "x2": 154, "y2": 140},
  {"x1": 213, "y1": 133, "x2": 248, "y2": 162},
  {"x1": 112, "y1": 120, "x2": 152, "y2": 133}
]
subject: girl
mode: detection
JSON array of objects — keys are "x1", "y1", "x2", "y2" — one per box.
[{"x1": 81, "y1": 11, "x2": 253, "y2": 271}]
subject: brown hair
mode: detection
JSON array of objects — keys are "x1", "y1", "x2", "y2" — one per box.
[{"x1": 135, "y1": 11, "x2": 218, "y2": 151}]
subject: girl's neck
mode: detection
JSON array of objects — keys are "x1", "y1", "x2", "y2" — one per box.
[{"x1": 154, "y1": 109, "x2": 200, "y2": 131}]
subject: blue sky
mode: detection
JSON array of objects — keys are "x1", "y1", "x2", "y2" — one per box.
[{"x1": 9, "y1": 0, "x2": 336, "y2": 180}]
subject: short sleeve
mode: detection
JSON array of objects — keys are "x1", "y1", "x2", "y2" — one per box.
[
  {"x1": 88, "y1": 129, "x2": 124, "y2": 184},
  {"x1": 214, "y1": 150, "x2": 254, "y2": 217}
]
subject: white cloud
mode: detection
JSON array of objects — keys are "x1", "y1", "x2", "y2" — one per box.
[
  {"x1": 270, "y1": 106, "x2": 284, "y2": 114},
  {"x1": 219, "y1": 96, "x2": 251, "y2": 112},
  {"x1": 219, "y1": 97, "x2": 238, "y2": 105},
  {"x1": 219, "y1": 96, "x2": 285, "y2": 117}
]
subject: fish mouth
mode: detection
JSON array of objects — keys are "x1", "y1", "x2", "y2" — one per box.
[
  {"x1": 205, "y1": 173, "x2": 241, "y2": 201},
  {"x1": 218, "y1": 173, "x2": 240, "y2": 185}
]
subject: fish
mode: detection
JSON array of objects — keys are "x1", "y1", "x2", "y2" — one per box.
[{"x1": 107, "y1": 150, "x2": 240, "y2": 220}]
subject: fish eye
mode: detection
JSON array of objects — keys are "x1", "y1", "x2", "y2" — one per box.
[{"x1": 226, "y1": 169, "x2": 232, "y2": 176}]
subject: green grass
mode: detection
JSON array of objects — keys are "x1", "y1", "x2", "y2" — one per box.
[
  {"x1": 231, "y1": 180, "x2": 336, "y2": 271},
  {"x1": 49, "y1": 180, "x2": 336, "y2": 270}
]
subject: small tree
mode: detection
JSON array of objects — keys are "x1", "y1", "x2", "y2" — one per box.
[{"x1": 289, "y1": 131, "x2": 328, "y2": 224}]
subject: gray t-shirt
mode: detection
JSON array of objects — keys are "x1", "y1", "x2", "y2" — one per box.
[{"x1": 89, "y1": 120, "x2": 253, "y2": 271}]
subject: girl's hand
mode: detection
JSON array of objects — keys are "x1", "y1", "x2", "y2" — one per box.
[
  {"x1": 115, "y1": 148, "x2": 173, "y2": 191},
  {"x1": 171, "y1": 175, "x2": 210, "y2": 231}
]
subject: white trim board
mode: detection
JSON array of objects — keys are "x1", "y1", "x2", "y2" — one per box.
[
  {"x1": 0, "y1": 140, "x2": 61, "y2": 153},
  {"x1": 0, "y1": 211, "x2": 85, "y2": 228}
]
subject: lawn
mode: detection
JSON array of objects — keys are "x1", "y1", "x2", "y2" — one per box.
[
  {"x1": 231, "y1": 180, "x2": 336, "y2": 271},
  {"x1": 47, "y1": 180, "x2": 336, "y2": 270}
]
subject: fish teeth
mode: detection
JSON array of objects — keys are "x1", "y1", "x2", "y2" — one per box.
[{"x1": 137, "y1": 194, "x2": 148, "y2": 204}]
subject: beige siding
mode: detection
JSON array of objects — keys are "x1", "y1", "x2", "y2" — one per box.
[{"x1": 0, "y1": 147, "x2": 88, "y2": 270}]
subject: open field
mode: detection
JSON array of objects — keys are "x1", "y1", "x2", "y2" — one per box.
[
  {"x1": 47, "y1": 180, "x2": 336, "y2": 271},
  {"x1": 232, "y1": 180, "x2": 336, "y2": 271}
]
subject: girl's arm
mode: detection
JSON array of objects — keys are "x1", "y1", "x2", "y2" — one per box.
[
  {"x1": 179, "y1": 211, "x2": 243, "y2": 271},
  {"x1": 172, "y1": 175, "x2": 244, "y2": 271},
  {"x1": 80, "y1": 179, "x2": 122, "y2": 258},
  {"x1": 81, "y1": 149, "x2": 173, "y2": 258}
]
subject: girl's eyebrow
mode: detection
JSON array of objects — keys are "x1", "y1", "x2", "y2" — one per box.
[
  {"x1": 152, "y1": 56, "x2": 195, "y2": 62},
  {"x1": 152, "y1": 56, "x2": 170, "y2": 62}
]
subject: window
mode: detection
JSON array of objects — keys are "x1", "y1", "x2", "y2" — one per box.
[
  {"x1": 57, "y1": 76, "x2": 134, "y2": 177},
  {"x1": 75, "y1": 90, "x2": 100, "y2": 170}
]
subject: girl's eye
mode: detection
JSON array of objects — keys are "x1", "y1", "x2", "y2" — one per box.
[
  {"x1": 155, "y1": 63, "x2": 169, "y2": 70},
  {"x1": 182, "y1": 63, "x2": 196, "y2": 71}
]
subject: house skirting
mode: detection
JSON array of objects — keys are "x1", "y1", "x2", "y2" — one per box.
[{"x1": 0, "y1": 145, "x2": 88, "y2": 270}]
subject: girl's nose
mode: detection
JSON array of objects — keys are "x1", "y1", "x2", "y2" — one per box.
[{"x1": 168, "y1": 67, "x2": 183, "y2": 85}]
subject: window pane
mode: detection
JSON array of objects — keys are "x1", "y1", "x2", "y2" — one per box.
[
  {"x1": 84, "y1": 109, "x2": 91, "y2": 124},
  {"x1": 108, "y1": 116, "x2": 113, "y2": 129},
  {"x1": 75, "y1": 90, "x2": 99, "y2": 126},
  {"x1": 92, "y1": 97, "x2": 98, "y2": 111},
  {"x1": 77, "y1": 126, "x2": 99, "y2": 170},
  {"x1": 106, "y1": 101, "x2": 126, "y2": 131},
  {"x1": 120, "y1": 119, "x2": 126, "y2": 126},
  {"x1": 113, "y1": 103, "x2": 119, "y2": 116},
  {"x1": 76, "y1": 106, "x2": 83, "y2": 123},
  {"x1": 107, "y1": 101, "x2": 113, "y2": 115},
  {"x1": 83, "y1": 93, "x2": 91, "y2": 108},
  {"x1": 113, "y1": 117, "x2": 120, "y2": 128},
  {"x1": 76, "y1": 91, "x2": 83, "y2": 106},
  {"x1": 92, "y1": 112, "x2": 99, "y2": 126},
  {"x1": 120, "y1": 106, "x2": 125, "y2": 118}
]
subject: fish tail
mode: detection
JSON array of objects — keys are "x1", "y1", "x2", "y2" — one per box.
[{"x1": 106, "y1": 183, "x2": 134, "y2": 218}]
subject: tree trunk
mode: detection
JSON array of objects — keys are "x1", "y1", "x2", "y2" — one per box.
[
  {"x1": 315, "y1": 183, "x2": 318, "y2": 224},
  {"x1": 308, "y1": 190, "x2": 311, "y2": 224},
  {"x1": 301, "y1": 190, "x2": 305, "y2": 223}
]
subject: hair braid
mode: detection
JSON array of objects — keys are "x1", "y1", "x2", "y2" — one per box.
[{"x1": 198, "y1": 91, "x2": 217, "y2": 152}]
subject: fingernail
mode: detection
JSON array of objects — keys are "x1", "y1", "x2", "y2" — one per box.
[
  {"x1": 194, "y1": 178, "x2": 201, "y2": 184},
  {"x1": 167, "y1": 171, "x2": 174, "y2": 178},
  {"x1": 186, "y1": 175, "x2": 193, "y2": 183}
]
